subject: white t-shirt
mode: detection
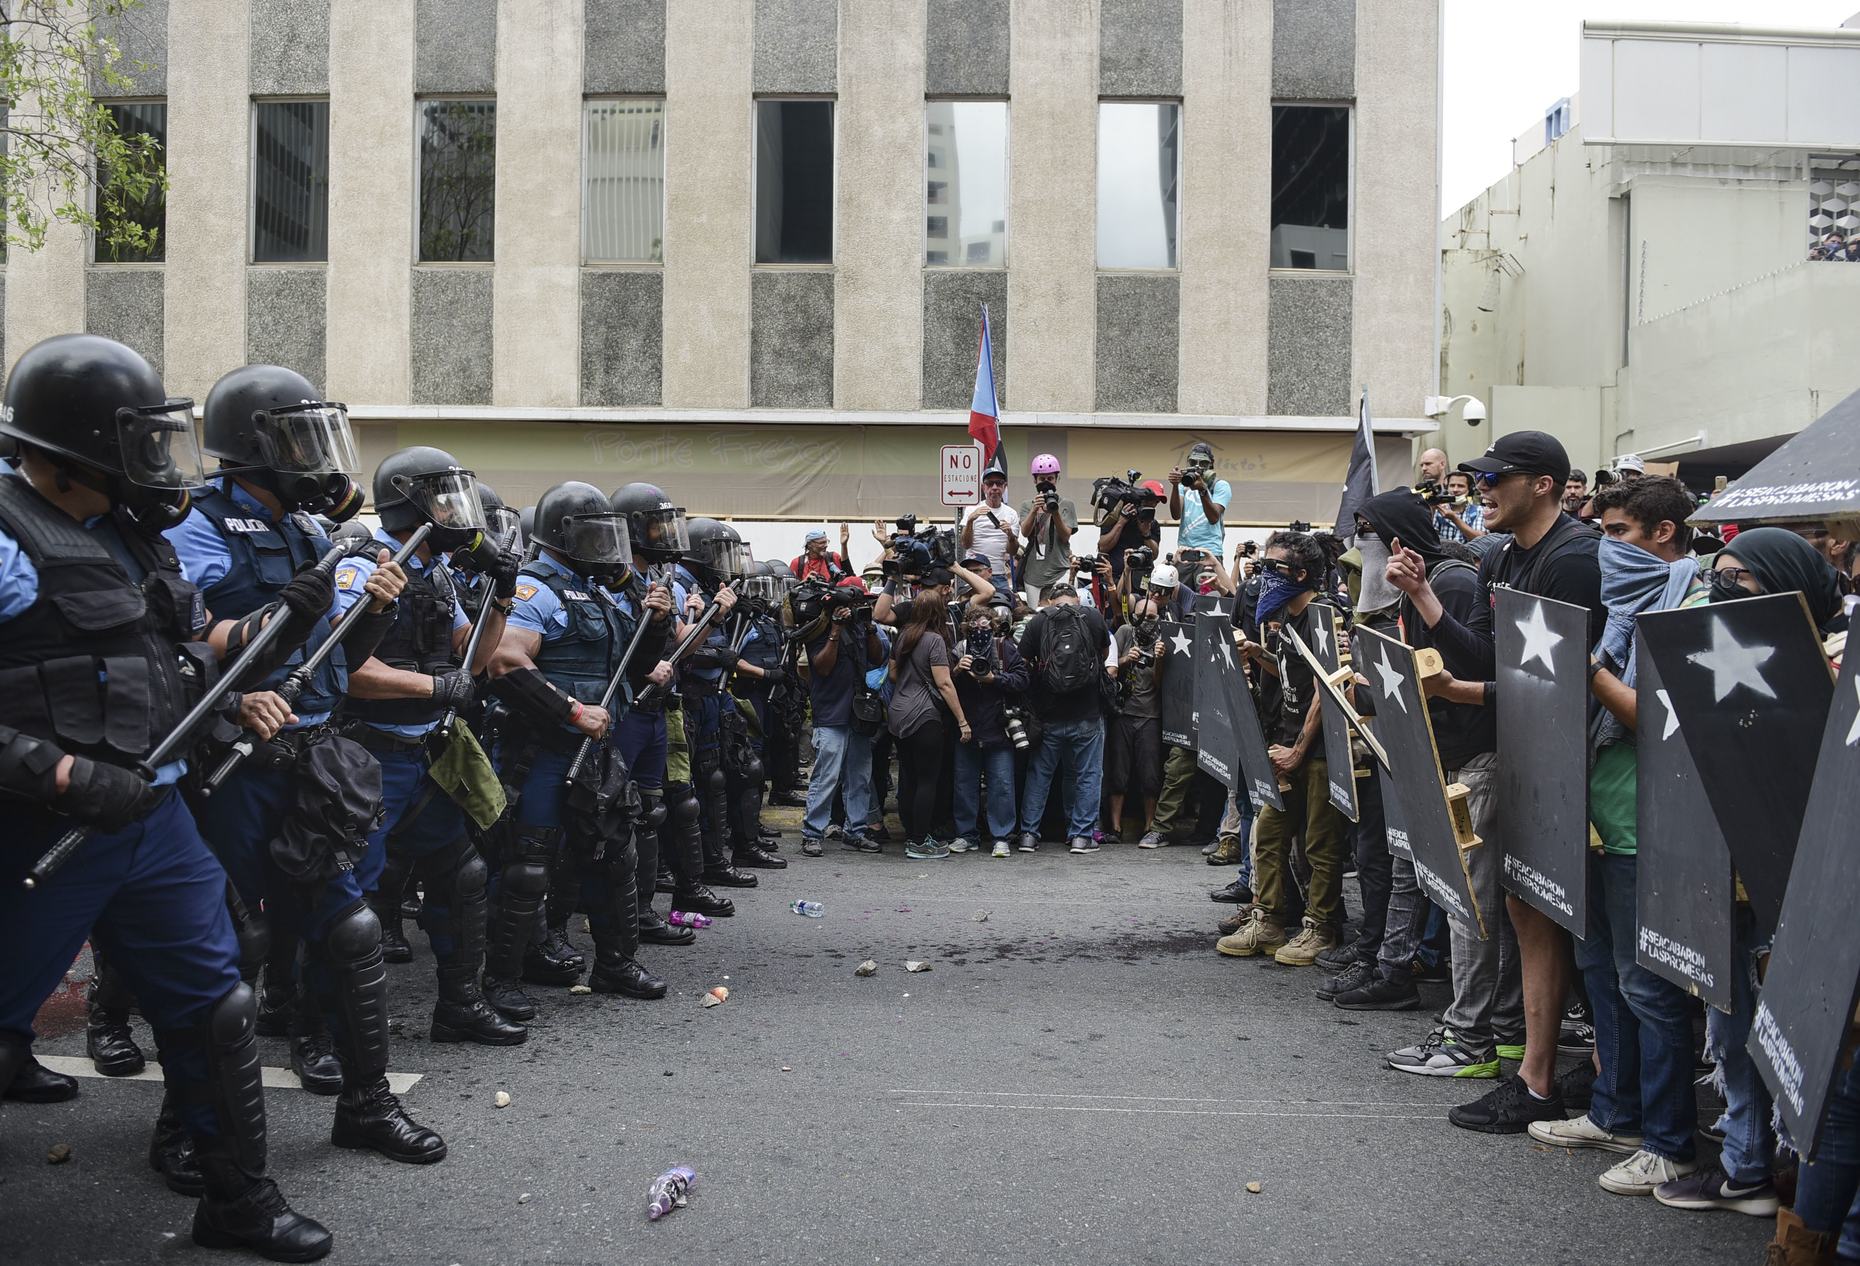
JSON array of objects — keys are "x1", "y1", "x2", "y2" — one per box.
[{"x1": 963, "y1": 501, "x2": 1020, "y2": 576}]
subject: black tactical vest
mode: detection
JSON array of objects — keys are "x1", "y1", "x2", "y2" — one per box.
[{"x1": 342, "y1": 553, "x2": 461, "y2": 728}]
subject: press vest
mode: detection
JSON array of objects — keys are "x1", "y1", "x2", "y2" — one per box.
[
  {"x1": 190, "y1": 485, "x2": 347, "y2": 717},
  {"x1": 0, "y1": 475, "x2": 206, "y2": 765},
  {"x1": 343, "y1": 556, "x2": 461, "y2": 728}
]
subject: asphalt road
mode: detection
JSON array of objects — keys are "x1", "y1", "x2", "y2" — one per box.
[{"x1": 3, "y1": 814, "x2": 1771, "y2": 1266}]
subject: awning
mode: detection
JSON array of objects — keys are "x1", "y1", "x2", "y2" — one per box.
[{"x1": 1692, "y1": 386, "x2": 1860, "y2": 526}]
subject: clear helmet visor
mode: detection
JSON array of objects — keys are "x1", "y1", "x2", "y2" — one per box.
[
  {"x1": 739, "y1": 575, "x2": 782, "y2": 603},
  {"x1": 252, "y1": 403, "x2": 359, "y2": 476},
  {"x1": 485, "y1": 504, "x2": 522, "y2": 551},
  {"x1": 560, "y1": 513, "x2": 633, "y2": 568},
  {"x1": 117, "y1": 403, "x2": 208, "y2": 489},
  {"x1": 391, "y1": 469, "x2": 487, "y2": 532},
  {"x1": 637, "y1": 507, "x2": 691, "y2": 557},
  {"x1": 695, "y1": 538, "x2": 754, "y2": 580}
]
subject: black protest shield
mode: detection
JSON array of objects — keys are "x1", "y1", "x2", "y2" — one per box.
[
  {"x1": 1353, "y1": 624, "x2": 1485, "y2": 937},
  {"x1": 1158, "y1": 619, "x2": 1197, "y2": 749},
  {"x1": 1746, "y1": 644, "x2": 1858, "y2": 1156},
  {"x1": 1305, "y1": 602, "x2": 1359, "y2": 822},
  {"x1": 1493, "y1": 587, "x2": 1592, "y2": 935},
  {"x1": 1639, "y1": 593, "x2": 1833, "y2": 935},
  {"x1": 1633, "y1": 647, "x2": 1734, "y2": 1011},
  {"x1": 1193, "y1": 613, "x2": 1240, "y2": 791}
]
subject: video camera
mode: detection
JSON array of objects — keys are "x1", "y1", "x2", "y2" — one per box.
[
  {"x1": 787, "y1": 578, "x2": 874, "y2": 637},
  {"x1": 1089, "y1": 468, "x2": 1163, "y2": 529},
  {"x1": 883, "y1": 516, "x2": 957, "y2": 577},
  {"x1": 1288, "y1": 519, "x2": 1313, "y2": 534}
]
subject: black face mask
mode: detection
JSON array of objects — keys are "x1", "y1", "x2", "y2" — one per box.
[{"x1": 1707, "y1": 569, "x2": 1755, "y2": 604}]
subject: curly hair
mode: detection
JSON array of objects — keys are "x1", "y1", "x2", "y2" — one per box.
[{"x1": 1263, "y1": 529, "x2": 1326, "y2": 582}]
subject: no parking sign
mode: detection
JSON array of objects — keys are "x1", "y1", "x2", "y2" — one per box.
[{"x1": 940, "y1": 443, "x2": 983, "y2": 506}]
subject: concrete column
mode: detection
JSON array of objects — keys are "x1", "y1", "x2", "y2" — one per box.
[
  {"x1": 834, "y1": 0, "x2": 925, "y2": 411},
  {"x1": 1178, "y1": 0, "x2": 1272, "y2": 415},
  {"x1": 2, "y1": 118, "x2": 88, "y2": 370},
  {"x1": 1350, "y1": 0, "x2": 1437, "y2": 417},
  {"x1": 662, "y1": 0, "x2": 753, "y2": 408},
  {"x1": 491, "y1": 0, "x2": 583, "y2": 406},
  {"x1": 163, "y1": 0, "x2": 250, "y2": 403},
  {"x1": 327, "y1": 0, "x2": 414, "y2": 404},
  {"x1": 1006, "y1": 0, "x2": 1097, "y2": 412}
]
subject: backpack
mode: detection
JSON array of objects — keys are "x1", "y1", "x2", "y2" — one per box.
[{"x1": 1037, "y1": 604, "x2": 1097, "y2": 695}]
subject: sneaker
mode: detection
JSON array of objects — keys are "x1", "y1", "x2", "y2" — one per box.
[
  {"x1": 991, "y1": 840, "x2": 1010, "y2": 859},
  {"x1": 1273, "y1": 918, "x2": 1337, "y2": 967},
  {"x1": 1652, "y1": 1161, "x2": 1779, "y2": 1216},
  {"x1": 1316, "y1": 960, "x2": 1375, "y2": 1002},
  {"x1": 1599, "y1": 1149, "x2": 1697, "y2": 1197},
  {"x1": 1216, "y1": 909, "x2": 1286, "y2": 958},
  {"x1": 905, "y1": 839, "x2": 950, "y2": 860},
  {"x1": 1496, "y1": 1042, "x2": 1526, "y2": 1062},
  {"x1": 1206, "y1": 837, "x2": 1243, "y2": 866},
  {"x1": 1527, "y1": 1113, "x2": 1645, "y2": 1154},
  {"x1": 840, "y1": 834, "x2": 881, "y2": 854},
  {"x1": 1557, "y1": 1059, "x2": 1596, "y2": 1110},
  {"x1": 1199, "y1": 840, "x2": 1219, "y2": 856},
  {"x1": 1387, "y1": 1027, "x2": 1497, "y2": 1078},
  {"x1": 867, "y1": 823, "x2": 894, "y2": 843},
  {"x1": 1559, "y1": 1002, "x2": 1595, "y2": 1054},
  {"x1": 1315, "y1": 939, "x2": 1363, "y2": 973},
  {"x1": 1334, "y1": 974, "x2": 1422, "y2": 1012},
  {"x1": 1136, "y1": 831, "x2": 1166, "y2": 849},
  {"x1": 826, "y1": 824, "x2": 845, "y2": 841},
  {"x1": 1016, "y1": 833, "x2": 1039, "y2": 854},
  {"x1": 1068, "y1": 836, "x2": 1099, "y2": 855},
  {"x1": 1448, "y1": 1074, "x2": 1566, "y2": 1134},
  {"x1": 800, "y1": 835, "x2": 825, "y2": 858},
  {"x1": 946, "y1": 837, "x2": 975, "y2": 855}
]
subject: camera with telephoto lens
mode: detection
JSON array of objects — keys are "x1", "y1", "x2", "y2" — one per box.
[
  {"x1": 1034, "y1": 479, "x2": 1060, "y2": 513},
  {"x1": 1001, "y1": 705, "x2": 1032, "y2": 752},
  {"x1": 964, "y1": 627, "x2": 994, "y2": 676},
  {"x1": 1125, "y1": 546, "x2": 1155, "y2": 581}
]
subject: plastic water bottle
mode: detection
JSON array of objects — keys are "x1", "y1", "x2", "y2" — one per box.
[
  {"x1": 646, "y1": 1165, "x2": 697, "y2": 1221},
  {"x1": 667, "y1": 910, "x2": 713, "y2": 929},
  {"x1": 790, "y1": 900, "x2": 824, "y2": 918}
]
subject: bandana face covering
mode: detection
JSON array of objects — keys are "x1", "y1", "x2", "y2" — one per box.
[
  {"x1": 1354, "y1": 533, "x2": 1401, "y2": 616},
  {"x1": 1255, "y1": 572, "x2": 1308, "y2": 625}
]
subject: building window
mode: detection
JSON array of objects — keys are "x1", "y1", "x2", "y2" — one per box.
[
  {"x1": 1808, "y1": 156, "x2": 1860, "y2": 261},
  {"x1": 754, "y1": 99, "x2": 832, "y2": 264},
  {"x1": 1096, "y1": 101, "x2": 1179, "y2": 269},
  {"x1": 583, "y1": 98, "x2": 665, "y2": 263},
  {"x1": 417, "y1": 99, "x2": 496, "y2": 262},
  {"x1": 924, "y1": 100, "x2": 1007, "y2": 268},
  {"x1": 1270, "y1": 104, "x2": 1350, "y2": 271},
  {"x1": 96, "y1": 100, "x2": 167, "y2": 263},
  {"x1": 252, "y1": 100, "x2": 330, "y2": 263}
]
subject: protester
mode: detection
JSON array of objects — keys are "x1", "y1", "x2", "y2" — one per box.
[
  {"x1": 791, "y1": 524, "x2": 851, "y2": 583},
  {"x1": 1018, "y1": 454, "x2": 1078, "y2": 607},
  {"x1": 1014, "y1": 579, "x2": 1110, "y2": 854},
  {"x1": 1170, "y1": 442, "x2": 1232, "y2": 558},
  {"x1": 950, "y1": 599, "x2": 1029, "y2": 857},
  {"x1": 960, "y1": 470, "x2": 1019, "y2": 588}
]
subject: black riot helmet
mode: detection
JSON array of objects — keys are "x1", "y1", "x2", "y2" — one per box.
[
  {"x1": 609, "y1": 481, "x2": 691, "y2": 562},
  {"x1": 518, "y1": 504, "x2": 536, "y2": 542},
  {"x1": 371, "y1": 445, "x2": 489, "y2": 552},
  {"x1": 201, "y1": 364, "x2": 363, "y2": 519},
  {"x1": 685, "y1": 517, "x2": 753, "y2": 587},
  {"x1": 476, "y1": 479, "x2": 521, "y2": 550},
  {"x1": 533, "y1": 481, "x2": 633, "y2": 583},
  {"x1": 0, "y1": 333, "x2": 205, "y2": 531}
]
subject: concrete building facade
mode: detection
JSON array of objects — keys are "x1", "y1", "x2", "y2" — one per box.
[
  {"x1": 23, "y1": 0, "x2": 1441, "y2": 523},
  {"x1": 1432, "y1": 18, "x2": 1860, "y2": 484}
]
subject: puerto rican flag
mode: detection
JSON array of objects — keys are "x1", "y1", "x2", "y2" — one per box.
[{"x1": 969, "y1": 304, "x2": 1005, "y2": 477}]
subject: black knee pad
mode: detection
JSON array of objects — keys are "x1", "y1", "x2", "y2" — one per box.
[
  {"x1": 207, "y1": 981, "x2": 258, "y2": 1044},
  {"x1": 419, "y1": 837, "x2": 487, "y2": 898},
  {"x1": 666, "y1": 786, "x2": 700, "y2": 827},
  {"x1": 504, "y1": 859, "x2": 549, "y2": 900},
  {"x1": 705, "y1": 766, "x2": 727, "y2": 799},
  {"x1": 324, "y1": 902, "x2": 382, "y2": 960}
]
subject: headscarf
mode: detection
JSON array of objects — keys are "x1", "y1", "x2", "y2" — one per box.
[
  {"x1": 1715, "y1": 527, "x2": 1848, "y2": 633},
  {"x1": 1355, "y1": 488, "x2": 1447, "y2": 615},
  {"x1": 1592, "y1": 537, "x2": 1699, "y2": 747}
]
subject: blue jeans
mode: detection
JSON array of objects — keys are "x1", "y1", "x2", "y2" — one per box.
[
  {"x1": 1018, "y1": 717, "x2": 1104, "y2": 840},
  {"x1": 953, "y1": 742, "x2": 1017, "y2": 841},
  {"x1": 1708, "y1": 905, "x2": 1776, "y2": 1185},
  {"x1": 804, "y1": 724, "x2": 872, "y2": 841},
  {"x1": 1796, "y1": 1051, "x2": 1860, "y2": 1240},
  {"x1": 1576, "y1": 851, "x2": 1698, "y2": 1160}
]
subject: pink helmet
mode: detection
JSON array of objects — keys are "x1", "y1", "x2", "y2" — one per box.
[{"x1": 1030, "y1": 453, "x2": 1061, "y2": 477}]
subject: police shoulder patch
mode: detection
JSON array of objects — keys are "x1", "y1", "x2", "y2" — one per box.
[
  {"x1": 334, "y1": 567, "x2": 360, "y2": 589},
  {"x1": 514, "y1": 582, "x2": 540, "y2": 602}
]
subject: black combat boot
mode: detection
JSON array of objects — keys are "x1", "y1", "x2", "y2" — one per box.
[
  {"x1": 426, "y1": 845, "x2": 526, "y2": 1046},
  {"x1": 673, "y1": 882, "x2": 735, "y2": 918},
  {"x1": 287, "y1": 1008, "x2": 343, "y2": 1097},
  {"x1": 86, "y1": 953, "x2": 146, "y2": 1076},
  {"x1": 639, "y1": 910, "x2": 696, "y2": 946},
  {"x1": 149, "y1": 1088, "x2": 204, "y2": 1196}
]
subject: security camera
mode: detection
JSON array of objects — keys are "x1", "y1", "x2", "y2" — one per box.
[{"x1": 1462, "y1": 398, "x2": 1487, "y2": 426}]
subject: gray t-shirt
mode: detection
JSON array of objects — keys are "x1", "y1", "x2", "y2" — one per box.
[
  {"x1": 1114, "y1": 622, "x2": 1163, "y2": 719},
  {"x1": 887, "y1": 629, "x2": 950, "y2": 738},
  {"x1": 1017, "y1": 495, "x2": 1079, "y2": 591}
]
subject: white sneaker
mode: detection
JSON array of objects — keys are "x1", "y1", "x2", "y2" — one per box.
[
  {"x1": 1599, "y1": 1148, "x2": 1697, "y2": 1196},
  {"x1": 947, "y1": 837, "x2": 974, "y2": 854},
  {"x1": 991, "y1": 840, "x2": 1010, "y2": 858},
  {"x1": 1527, "y1": 1113, "x2": 1644, "y2": 1154}
]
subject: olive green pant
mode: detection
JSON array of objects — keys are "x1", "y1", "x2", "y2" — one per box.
[
  {"x1": 1147, "y1": 744, "x2": 1202, "y2": 839},
  {"x1": 1253, "y1": 757, "x2": 1348, "y2": 931}
]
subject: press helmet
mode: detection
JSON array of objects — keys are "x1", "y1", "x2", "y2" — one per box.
[
  {"x1": 1147, "y1": 562, "x2": 1180, "y2": 590},
  {"x1": 1030, "y1": 453, "x2": 1061, "y2": 478}
]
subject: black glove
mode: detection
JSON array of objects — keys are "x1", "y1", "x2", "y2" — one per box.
[
  {"x1": 59, "y1": 755, "x2": 164, "y2": 832},
  {"x1": 491, "y1": 546, "x2": 522, "y2": 600},
  {"x1": 278, "y1": 565, "x2": 336, "y2": 623},
  {"x1": 430, "y1": 670, "x2": 477, "y2": 714}
]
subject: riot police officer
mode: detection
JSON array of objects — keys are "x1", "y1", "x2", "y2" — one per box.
[
  {"x1": 676, "y1": 519, "x2": 760, "y2": 890},
  {"x1": 0, "y1": 334, "x2": 331, "y2": 1259},
  {"x1": 344, "y1": 447, "x2": 526, "y2": 1047},
  {"x1": 725, "y1": 563, "x2": 789, "y2": 867},
  {"x1": 485, "y1": 481, "x2": 672, "y2": 1016},
  {"x1": 172, "y1": 363, "x2": 444, "y2": 1165}
]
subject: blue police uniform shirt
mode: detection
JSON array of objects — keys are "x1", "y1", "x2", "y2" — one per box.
[
  {"x1": 165, "y1": 478, "x2": 363, "y2": 729},
  {"x1": 0, "y1": 489, "x2": 187, "y2": 784},
  {"x1": 336, "y1": 527, "x2": 468, "y2": 738},
  {"x1": 507, "y1": 551, "x2": 580, "y2": 641}
]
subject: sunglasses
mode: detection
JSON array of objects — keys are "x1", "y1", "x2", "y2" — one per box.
[
  {"x1": 1260, "y1": 558, "x2": 1299, "y2": 577},
  {"x1": 1469, "y1": 469, "x2": 1530, "y2": 490}
]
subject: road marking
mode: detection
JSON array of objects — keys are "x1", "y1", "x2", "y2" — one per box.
[
  {"x1": 891, "y1": 1100, "x2": 1448, "y2": 1121},
  {"x1": 35, "y1": 1055, "x2": 422, "y2": 1094},
  {"x1": 888, "y1": 1088, "x2": 1452, "y2": 1109}
]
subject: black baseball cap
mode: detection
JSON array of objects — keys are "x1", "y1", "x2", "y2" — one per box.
[{"x1": 1458, "y1": 430, "x2": 1571, "y2": 484}]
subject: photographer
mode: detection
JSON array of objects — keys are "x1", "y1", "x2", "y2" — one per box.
[
  {"x1": 1018, "y1": 453, "x2": 1078, "y2": 607},
  {"x1": 1106, "y1": 579, "x2": 1168, "y2": 843},
  {"x1": 1099, "y1": 478, "x2": 1167, "y2": 581},
  {"x1": 949, "y1": 599, "x2": 1029, "y2": 857},
  {"x1": 790, "y1": 524, "x2": 851, "y2": 583},
  {"x1": 1013, "y1": 580, "x2": 1111, "y2": 854},
  {"x1": 1428, "y1": 471, "x2": 1486, "y2": 543},
  {"x1": 886, "y1": 573, "x2": 971, "y2": 861},
  {"x1": 1169, "y1": 441, "x2": 1232, "y2": 557},
  {"x1": 873, "y1": 550, "x2": 995, "y2": 626},
  {"x1": 960, "y1": 469, "x2": 1019, "y2": 587},
  {"x1": 1174, "y1": 545, "x2": 1236, "y2": 609},
  {"x1": 798, "y1": 577, "x2": 887, "y2": 858}
]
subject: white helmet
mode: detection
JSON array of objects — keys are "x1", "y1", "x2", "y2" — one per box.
[{"x1": 1147, "y1": 562, "x2": 1180, "y2": 590}]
